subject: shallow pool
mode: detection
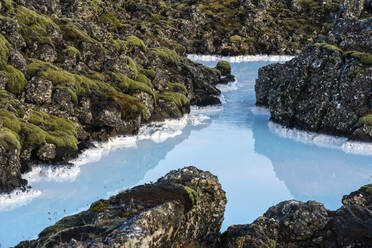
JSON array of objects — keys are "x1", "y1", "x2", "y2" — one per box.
[{"x1": 1, "y1": 56, "x2": 371, "y2": 247}]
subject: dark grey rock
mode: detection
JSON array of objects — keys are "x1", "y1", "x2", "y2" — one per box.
[
  {"x1": 25, "y1": 77, "x2": 53, "y2": 105},
  {"x1": 16, "y1": 166, "x2": 227, "y2": 248},
  {"x1": 37, "y1": 143, "x2": 56, "y2": 161}
]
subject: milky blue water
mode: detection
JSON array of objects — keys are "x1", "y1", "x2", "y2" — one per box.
[{"x1": 1, "y1": 58, "x2": 372, "y2": 247}]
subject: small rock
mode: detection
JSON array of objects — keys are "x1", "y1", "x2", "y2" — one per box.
[
  {"x1": 37, "y1": 143, "x2": 56, "y2": 161},
  {"x1": 25, "y1": 77, "x2": 53, "y2": 105}
]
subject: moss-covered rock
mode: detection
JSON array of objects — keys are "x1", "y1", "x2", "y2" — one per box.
[
  {"x1": 153, "y1": 48, "x2": 181, "y2": 65},
  {"x1": 16, "y1": 167, "x2": 227, "y2": 248},
  {"x1": 157, "y1": 91, "x2": 189, "y2": 107},
  {"x1": 216, "y1": 60, "x2": 232, "y2": 76},
  {"x1": 0, "y1": 65, "x2": 27, "y2": 95}
]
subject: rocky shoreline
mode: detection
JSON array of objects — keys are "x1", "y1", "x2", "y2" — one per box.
[
  {"x1": 16, "y1": 167, "x2": 372, "y2": 248},
  {"x1": 0, "y1": 0, "x2": 368, "y2": 193},
  {"x1": 0, "y1": 0, "x2": 240, "y2": 193},
  {"x1": 255, "y1": 0, "x2": 372, "y2": 141}
]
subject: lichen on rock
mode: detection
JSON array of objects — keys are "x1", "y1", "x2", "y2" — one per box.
[
  {"x1": 255, "y1": 3, "x2": 372, "y2": 141},
  {"x1": 16, "y1": 166, "x2": 227, "y2": 248}
]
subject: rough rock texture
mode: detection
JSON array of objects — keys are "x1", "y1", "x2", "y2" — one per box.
[
  {"x1": 16, "y1": 166, "x2": 227, "y2": 248},
  {"x1": 221, "y1": 184, "x2": 372, "y2": 248},
  {"x1": 0, "y1": 0, "x2": 231, "y2": 193},
  {"x1": 255, "y1": 1, "x2": 372, "y2": 141},
  {"x1": 116, "y1": 0, "x2": 341, "y2": 55}
]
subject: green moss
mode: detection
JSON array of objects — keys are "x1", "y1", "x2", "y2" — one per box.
[
  {"x1": 230, "y1": 35, "x2": 243, "y2": 43},
  {"x1": 126, "y1": 36, "x2": 146, "y2": 51},
  {"x1": 27, "y1": 59, "x2": 99, "y2": 98},
  {"x1": 61, "y1": 23, "x2": 97, "y2": 44},
  {"x1": 361, "y1": 184, "x2": 372, "y2": 194},
  {"x1": 28, "y1": 110, "x2": 78, "y2": 150},
  {"x1": 359, "y1": 114, "x2": 372, "y2": 126},
  {"x1": 89, "y1": 200, "x2": 109, "y2": 212},
  {"x1": 0, "y1": 65, "x2": 27, "y2": 95},
  {"x1": 0, "y1": 34, "x2": 11, "y2": 69},
  {"x1": 315, "y1": 44, "x2": 372, "y2": 65},
  {"x1": 0, "y1": 91, "x2": 25, "y2": 117},
  {"x1": 99, "y1": 11, "x2": 123, "y2": 31},
  {"x1": 112, "y1": 39, "x2": 127, "y2": 53},
  {"x1": 157, "y1": 91, "x2": 189, "y2": 106},
  {"x1": 206, "y1": 66, "x2": 222, "y2": 76},
  {"x1": 62, "y1": 46, "x2": 81, "y2": 58},
  {"x1": 126, "y1": 56, "x2": 138, "y2": 78},
  {"x1": 26, "y1": 59, "x2": 146, "y2": 120},
  {"x1": 3, "y1": 0, "x2": 14, "y2": 13},
  {"x1": 182, "y1": 185, "x2": 198, "y2": 206},
  {"x1": 139, "y1": 68, "x2": 156, "y2": 80},
  {"x1": 153, "y1": 48, "x2": 181, "y2": 65},
  {"x1": 135, "y1": 73, "x2": 152, "y2": 87},
  {"x1": 167, "y1": 82, "x2": 187, "y2": 94},
  {"x1": 0, "y1": 128, "x2": 21, "y2": 153},
  {"x1": 348, "y1": 51, "x2": 372, "y2": 65},
  {"x1": 261, "y1": 239, "x2": 276, "y2": 248},
  {"x1": 314, "y1": 42, "x2": 343, "y2": 53},
  {"x1": 348, "y1": 66, "x2": 365, "y2": 78},
  {"x1": 21, "y1": 122, "x2": 47, "y2": 147},
  {"x1": 111, "y1": 72, "x2": 154, "y2": 97},
  {"x1": 234, "y1": 237, "x2": 245, "y2": 248},
  {"x1": 0, "y1": 109, "x2": 21, "y2": 133},
  {"x1": 106, "y1": 92, "x2": 148, "y2": 120},
  {"x1": 15, "y1": 6, "x2": 59, "y2": 47},
  {"x1": 216, "y1": 60, "x2": 231, "y2": 75}
]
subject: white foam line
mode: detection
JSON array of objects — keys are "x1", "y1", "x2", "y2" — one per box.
[
  {"x1": 268, "y1": 121, "x2": 372, "y2": 155},
  {"x1": 0, "y1": 109, "x2": 217, "y2": 210},
  {"x1": 249, "y1": 106, "x2": 271, "y2": 115},
  {"x1": 217, "y1": 80, "x2": 239, "y2": 93},
  {"x1": 187, "y1": 54, "x2": 294, "y2": 63},
  {"x1": 24, "y1": 108, "x2": 215, "y2": 183},
  {"x1": 0, "y1": 189, "x2": 42, "y2": 211}
]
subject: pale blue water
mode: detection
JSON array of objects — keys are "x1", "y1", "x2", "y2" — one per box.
[{"x1": 1, "y1": 59, "x2": 372, "y2": 247}]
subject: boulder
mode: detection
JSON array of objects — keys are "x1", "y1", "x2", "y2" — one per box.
[
  {"x1": 255, "y1": 16, "x2": 372, "y2": 140},
  {"x1": 16, "y1": 167, "x2": 227, "y2": 248},
  {"x1": 0, "y1": 143, "x2": 26, "y2": 194},
  {"x1": 25, "y1": 77, "x2": 53, "y2": 105},
  {"x1": 37, "y1": 143, "x2": 56, "y2": 161},
  {"x1": 221, "y1": 184, "x2": 372, "y2": 248}
]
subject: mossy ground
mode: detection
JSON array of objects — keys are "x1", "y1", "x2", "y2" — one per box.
[
  {"x1": 15, "y1": 6, "x2": 60, "y2": 47},
  {"x1": 315, "y1": 43, "x2": 372, "y2": 65},
  {"x1": 315, "y1": 43, "x2": 343, "y2": 53},
  {"x1": 157, "y1": 91, "x2": 189, "y2": 107},
  {"x1": 0, "y1": 34, "x2": 11, "y2": 68},
  {"x1": 0, "y1": 127, "x2": 21, "y2": 153},
  {"x1": 153, "y1": 48, "x2": 181, "y2": 65},
  {"x1": 359, "y1": 114, "x2": 372, "y2": 126},
  {"x1": 0, "y1": 65, "x2": 27, "y2": 95}
]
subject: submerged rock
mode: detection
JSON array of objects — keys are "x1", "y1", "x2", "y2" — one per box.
[
  {"x1": 255, "y1": 2, "x2": 372, "y2": 141},
  {"x1": 221, "y1": 184, "x2": 372, "y2": 248},
  {"x1": 16, "y1": 167, "x2": 227, "y2": 248}
]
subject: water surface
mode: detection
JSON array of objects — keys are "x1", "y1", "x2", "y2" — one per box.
[{"x1": 0, "y1": 56, "x2": 371, "y2": 247}]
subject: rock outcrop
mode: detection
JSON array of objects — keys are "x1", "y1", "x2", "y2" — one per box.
[
  {"x1": 0, "y1": 0, "x2": 230, "y2": 193},
  {"x1": 16, "y1": 166, "x2": 372, "y2": 248},
  {"x1": 16, "y1": 166, "x2": 227, "y2": 248},
  {"x1": 221, "y1": 184, "x2": 372, "y2": 248},
  {"x1": 117, "y1": 0, "x2": 341, "y2": 55},
  {"x1": 255, "y1": 1, "x2": 372, "y2": 141}
]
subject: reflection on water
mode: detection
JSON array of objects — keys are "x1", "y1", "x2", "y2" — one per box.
[{"x1": 0, "y1": 57, "x2": 371, "y2": 247}]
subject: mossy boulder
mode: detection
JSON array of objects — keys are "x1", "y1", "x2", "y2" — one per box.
[
  {"x1": 16, "y1": 167, "x2": 227, "y2": 248},
  {"x1": 216, "y1": 60, "x2": 232, "y2": 76}
]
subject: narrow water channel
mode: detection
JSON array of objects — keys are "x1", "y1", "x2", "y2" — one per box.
[{"x1": 1, "y1": 56, "x2": 371, "y2": 248}]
